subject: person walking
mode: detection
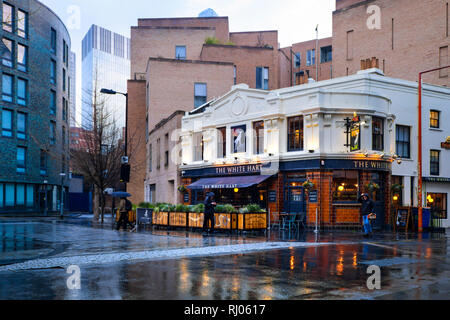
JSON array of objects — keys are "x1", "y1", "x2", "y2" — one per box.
[
  {"x1": 117, "y1": 197, "x2": 133, "y2": 231},
  {"x1": 358, "y1": 193, "x2": 375, "y2": 237},
  {"x1": 203, "y1": 191, "x2": 217, "y2": 234}
]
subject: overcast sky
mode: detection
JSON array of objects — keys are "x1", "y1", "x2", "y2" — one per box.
[{"x1": 38, "y1": 0, "x2": 336, "y2": 120}]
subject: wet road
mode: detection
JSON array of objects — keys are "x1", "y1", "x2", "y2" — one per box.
[{"x1": 0, "y1": 217, "x2": 449, "y2": 300}]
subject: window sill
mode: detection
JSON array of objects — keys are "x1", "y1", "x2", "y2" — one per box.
[{"x1": 429, "y1": 128, "x2": 443, "y2": 132}]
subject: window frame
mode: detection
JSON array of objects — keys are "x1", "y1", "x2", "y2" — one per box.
[
  {"x1": 194, "y1": 82, "x2": 207, "y2": 108},
  {"x1": 50, "y1": 28, "x2": 57, "y2": 54},
  {"x1": 193, "y1": 132, "x2": 204, "y2": 162},
  {"x1": 17, "y1": 77, "x2": 27, "y2": 106},
  {"x1": 372, "y1": 116, "x2": 384, "y2": 151},
  {"x1": 287, "y1": 116, "x2": 304, "y2": 152},
  {"x1": 2, "y1": 37, "x2": 13, "y2": 67},
  {"x1": 2, "y1": 2, "x2": 14, "y2": 33},
  {"x1": 320, "y1": 46, "x2": 332, "y2": 63},
  {"x1": 430, "y1": 150, "x2": 440, "y2": 176},
  {"x1": 17, "y1": 43, "x2": 27, "y2": 72},
  {"x1": 294, "y1": 52, "x2": 301, "y2": 68},
  {"x1": 1, "y1": 108, "x2": 13, "y2": 137},
  {"x1": 175, "y1": 45, "x2": 186, "y2": 60},
  {"x1": 16, "y1": 146, "x2": 26, "y2": 174},
  {"x1": 306, "y1": 49, "x2": 316, "y2": 66},
  {"x1": 256, "y1": 67, "x2": 269, "y2": 90},
  {"x1": 253, "y1": 121, "x2": 265, "y2": 155},
  {"x1": 430, "y1": 110, "x2": 440, "y2": 129},
  {"x1": 17, "y1": 9, "x2": 27, "y2": 39},
  {"x1": 217, "y1": 127, "x2": 227, "y2": 159},
  {"x1": 395, "y1": 125, "x2": 411, "y2": 159},
  {"x1": 17, "y1": 111, "x2": 26, "y2": 140},
  {"x1": 2, "y1": 73, "x2": 13, "y2": 102}
]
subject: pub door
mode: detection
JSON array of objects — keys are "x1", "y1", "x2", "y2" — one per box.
[
  {"x1": 284, "y1": 187, "x2": 306, "y2": 214},
  {"x1": 371, "y1": 172, "x2": 386, "y2": 230}
]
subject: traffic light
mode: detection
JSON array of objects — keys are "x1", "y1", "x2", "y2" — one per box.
[{"x1": 120, "y1": 164, "x2": 130, "y2": 183}]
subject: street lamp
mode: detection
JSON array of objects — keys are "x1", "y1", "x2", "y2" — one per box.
[
  {"x1": 417, "y1": 65, "x2": 449, "y2": 232},
  {"x1": 60, "y1": 173, "x2": 66, "y2": 219},
  {"x1": 101, "y1": 88, "x2": 129, "y2": 192}
]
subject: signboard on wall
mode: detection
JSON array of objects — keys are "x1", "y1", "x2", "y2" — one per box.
[
  {"x1": 308, "y1": 190, "x2": 318, "y2": 203},
  {"x1": 269, "y1": 190, "x2": 277, "y2": 203},
  {"x1": 350, "y1": 123, "x2": 361, "y2": 152},
  {"x1": 183, "y1": 193, "x2": 190, "y2": 203}
]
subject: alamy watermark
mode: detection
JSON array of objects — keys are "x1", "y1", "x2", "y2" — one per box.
[
  {"x1": 366, "y1": 5, "x2": 382, "y2": 30},
  {"x1": 366, "y1": 265, "x2": 381, "y2": 290},
  {"x1": 66, "y1": 265, "x2": 81, "y2": 290}
]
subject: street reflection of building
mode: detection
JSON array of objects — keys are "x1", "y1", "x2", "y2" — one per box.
[{"x1": 180, "y1": 68, "x2": 450, "y2": 229}]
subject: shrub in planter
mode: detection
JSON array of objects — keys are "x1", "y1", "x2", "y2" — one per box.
[
  {"x1": 302, "y1": 180, "x2": 315, "y2": 190},
  {"x1": 224, "y1": 204, "x2": 236, "y2": 213},
  {"x1": 191, "y1": 203, "x2": 205, "y2": 213},
  {"x1": 391, "y1": 183, "x2": 404, "y2": 194},
  {"x1": 239, "y1": 207, "x2": 249, "y2": 214},
  {"x1": 367, "y1": 182, "x2": 380, "y2": 193},
  {"x1": 175, "y1": 204, "x2": 189, "y2": 213},
  {"x1": 214, "y1": 205, "x2": 226, "y2": 213},
  {"x1": 245, "y1": 204, "x2": 263, "y2": 213}
]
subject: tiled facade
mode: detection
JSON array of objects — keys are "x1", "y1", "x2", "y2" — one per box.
[{"x1": 0, "y1": 0, "x2": 71, "y2": 214}]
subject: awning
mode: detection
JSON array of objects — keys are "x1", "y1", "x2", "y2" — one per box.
[{"x1": 187, "y1": 175, "x2": 273, "y2": 190}]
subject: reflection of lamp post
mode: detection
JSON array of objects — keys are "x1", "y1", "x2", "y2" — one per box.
[
  {"x1": 60, "y1": 173, "x2": 66, "y2": 219},
  {"x1": 43, "y1": 180, "x2": 48, "y2": 217}
]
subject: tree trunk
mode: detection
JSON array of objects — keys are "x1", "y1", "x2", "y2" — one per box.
[
  {"x1": 100, "y1": 192, "x2": 105, "y2": 224},
  {"x1": 93, "y1": 186, "x2": 100, "y2": 221}
]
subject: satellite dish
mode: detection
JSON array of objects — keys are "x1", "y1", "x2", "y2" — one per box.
[{"x1": 198, "y1": 8, "x2": 218, "y2": 17}]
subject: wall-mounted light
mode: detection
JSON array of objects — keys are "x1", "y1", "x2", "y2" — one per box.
[
  {"x1": 234, "y1": 188, "x2": 239, "y2": 193},
  {"x1": 309, "y1": 150, "x2": 315, "y2": 153},
  {"x1": 338, "y1": 185, "x2": 345, "y2": 192},
  {"x1": 393, "y1": 195, "x2": 399, "y2": 201},
  {"x1": 397, "y1": 159, "x2": 402, "y2": 165}
]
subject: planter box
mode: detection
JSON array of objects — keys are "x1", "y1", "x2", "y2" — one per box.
[{"x1": 152, "y1": 211, "x2": 267, "y2": 231}]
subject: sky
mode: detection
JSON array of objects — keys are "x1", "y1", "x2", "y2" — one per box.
[{"x1": 38, "y1": 0, "x2": 336, "y2": 120}]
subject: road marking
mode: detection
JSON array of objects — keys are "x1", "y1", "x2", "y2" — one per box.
[{"x1": 0, "y1": 241, "x2": 332, "y2": 272}]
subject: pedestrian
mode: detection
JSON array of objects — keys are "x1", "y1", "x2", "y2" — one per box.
[
  {"x1": 203, "y1": 191, "x2": 217, "y2": 234},
  {"x1": 117, "y1": 197, "x2": 133, "y2": 231},
  {"x1": 358, "y1": 193, "x2": 375, "y2": 237}
]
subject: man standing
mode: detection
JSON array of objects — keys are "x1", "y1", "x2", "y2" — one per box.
[
  {"x1": 358, "y1": 193, "x2": 375, "y2": 237},
  {"x1": 117, "y1": 197, "x2": 133, "y2": 231},
  {"x1": 203, "y1": 191, "x2": 217, "y2": 234}
]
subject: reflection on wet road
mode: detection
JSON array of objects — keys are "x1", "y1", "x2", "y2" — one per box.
[{"x1": 0, "y1": 218, "x2": 449, "y2": 300}]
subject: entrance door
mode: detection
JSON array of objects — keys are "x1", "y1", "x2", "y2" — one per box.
[
  {"x1": 371, "y1": 173, "x2": 385, "y2": 230},
  {"x1": 285, "y1": 187, "x2": 306, "y2": 214}
]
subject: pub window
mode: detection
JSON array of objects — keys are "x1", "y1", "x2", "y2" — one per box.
[
  {"x1": 232, "y1": 125, "x2": 246, "y2": 154},
  {"x1": 392, "y1": 176, "x2": 404, "y2": 206},
  {"x1": 372, "y1": 117, "x2": 384, "y2": 151},
  {"x1": 253, "y1": 121, "x2": 264, "y2": 155},
  {"x1": 288, "y1": 116, "x2": 304, "y2": 152},
  {"x1": 256, "y1": 67, "x2": 269, "y2": 90},
  {"x1": 2, "y1": 38, "x2": 13, "y2": 67},
  {"x1": 193, "y1": 132, "x2": 204, "y2": 162},
  {"x1": 217, "y1": 127, "x2": 227, "y2": 159},
  {"x1": 430, "y1": 150, "x2": 440, "y2": 176},
  {"x1": 194, "y1": 83, "x2": 207, "y2": 108},
  {"x1": 427, "y1": 193, "x2": 448, "y2": 220},
  {"x1": 396, "y1": 125, "x2": 410, "y2": 158},
  {"x1": 430, "y1": 110, "x2": 440, "y2": 128},
  {"x1": 2, "y1": 3, "x2": 13, "y2": 33},
  {"x1": 332, "y1": 171, "x2": 359, "y2": 202}
]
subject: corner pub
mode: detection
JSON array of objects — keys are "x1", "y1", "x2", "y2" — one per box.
[{"x1": 179, "y1": 68, "x2": 450, "y2": 229}]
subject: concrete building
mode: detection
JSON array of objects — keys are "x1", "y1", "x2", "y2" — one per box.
[
  {"x1": 81, "y1": 24, "x2": 130, "y2": 130},
  {"x1": 332, "y1": 0, "x2": 449, "y2": 86},
  {"x1": 180, "y1": 69, "x2": 450, "y2": 229},
  {"x1": 0, "y1": 0, "x2": 71, "y2": 214}
]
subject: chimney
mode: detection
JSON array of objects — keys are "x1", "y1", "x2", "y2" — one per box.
[{"x1": 360, "y1": 57, "x2": 379, "y2": 71}]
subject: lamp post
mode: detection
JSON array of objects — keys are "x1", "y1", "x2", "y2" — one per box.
[
  {"x1": 100, "y1": 88, "x2": 129, "y2": 192},
  {"x1": 417, "y1": 65, "x2": 449, "y2": 232},
  {"x1": 60, "y1": 173, "x2": 66, "y2": 219}
]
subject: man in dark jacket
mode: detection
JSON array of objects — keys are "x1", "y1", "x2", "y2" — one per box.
[
  {"x1": 358, "y1": 193, "x2": 375, "y2": 237},
  {"x1": 203, "y1": 191, "x2": 216, "y2": 234}
]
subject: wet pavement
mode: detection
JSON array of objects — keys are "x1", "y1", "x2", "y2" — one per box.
[{"x1": 0, "y1": 215, "x2": 449, "y2": 300}]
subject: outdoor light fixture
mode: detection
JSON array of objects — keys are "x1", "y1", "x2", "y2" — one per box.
[
  {"x1": 338, "y1": 186, "x2": 345, "y2": 192},
  {"x1": 397, "y1": 159, "x2": 402, "y2": 165},
  {"x1": 309, "y1": 150, "x2": 315, "y2": 153},
  {"x1": 234, "y1": 188, "x2": 239, "y2": 193},
  {"x1": 393, "y1": 195, "x2": 399, "y2": 201}
]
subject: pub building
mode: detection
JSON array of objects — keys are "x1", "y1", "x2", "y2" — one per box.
[{"x1": 179, "y1": 68, "x2": 450, "y2": 229}]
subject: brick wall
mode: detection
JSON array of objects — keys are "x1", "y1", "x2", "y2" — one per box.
[{"x1": 333, "y1": 0, "x2": 450, "y2": 86}]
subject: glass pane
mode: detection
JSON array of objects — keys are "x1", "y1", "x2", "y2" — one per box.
[
  {"x1": 2, "y1": 74, "x2": 13, "y2": 101},
  {"x1": 256, "y1": 67, "x2": 262, "y2": 89},
  {"x1": 5, "y1": 183, "x2": 14, "y2": 206},
  {"x1": 2, "y1": 110, "x2": 12, "y2": 130},
  {"x1": 18, "y1": 10, "x2": 27, "y2": 38},
  {"x1": 0, "y1": 184, "x2": 3, "y2": 207},
  {"x1": 175, "y1": 46, "x2": 186, "y2": 59},
  {"x1": 17, "y1": 79, "x2": 27, "y2": 105},
  {"x1": 2, "y1": 38, "x2": 13, "y2": 67},
  {"x1": 194, "y1": 83, "x2": 206, "y2": 97},
  {"x1": 26, "y1": 185, "x2": 34, "y2": 207},
  {"x1": 3, "y1": 4, "x2": 13, "y2": 32},
  {"x1": 17, "y1": 44, "x2": 27, "y2": 71},
  {"x1": 16, "y1": 184, "x2": 25, "y2": 206}
]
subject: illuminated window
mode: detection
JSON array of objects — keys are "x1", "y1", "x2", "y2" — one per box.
[
  {"x1": 332, "y1": 171, "x2": 358, "y2": 202},
  {"x1": 288, "y1": 116, "x2": 304, "y2": 152},
  {"x1": 427, "y1": 193, "x2": 447, "y2": 219},
  {"x1": 430, "y1": 110, "x2": 440, "y2": 128}
]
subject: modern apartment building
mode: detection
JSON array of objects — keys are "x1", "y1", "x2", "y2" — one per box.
[
  {"x1": 0, "y1": 0, "x2": 71, "y2": 214},
  {"x1": 81, "y1": 24, "x2": 130, "y2": 130},
  {"x1": 69, "y1": 51, "x2": 76, "y2": 127}
]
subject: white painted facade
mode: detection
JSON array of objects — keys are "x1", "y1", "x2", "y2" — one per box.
[{"x1": 181, "y1": 69, "x2": 450, "y2": 227}]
